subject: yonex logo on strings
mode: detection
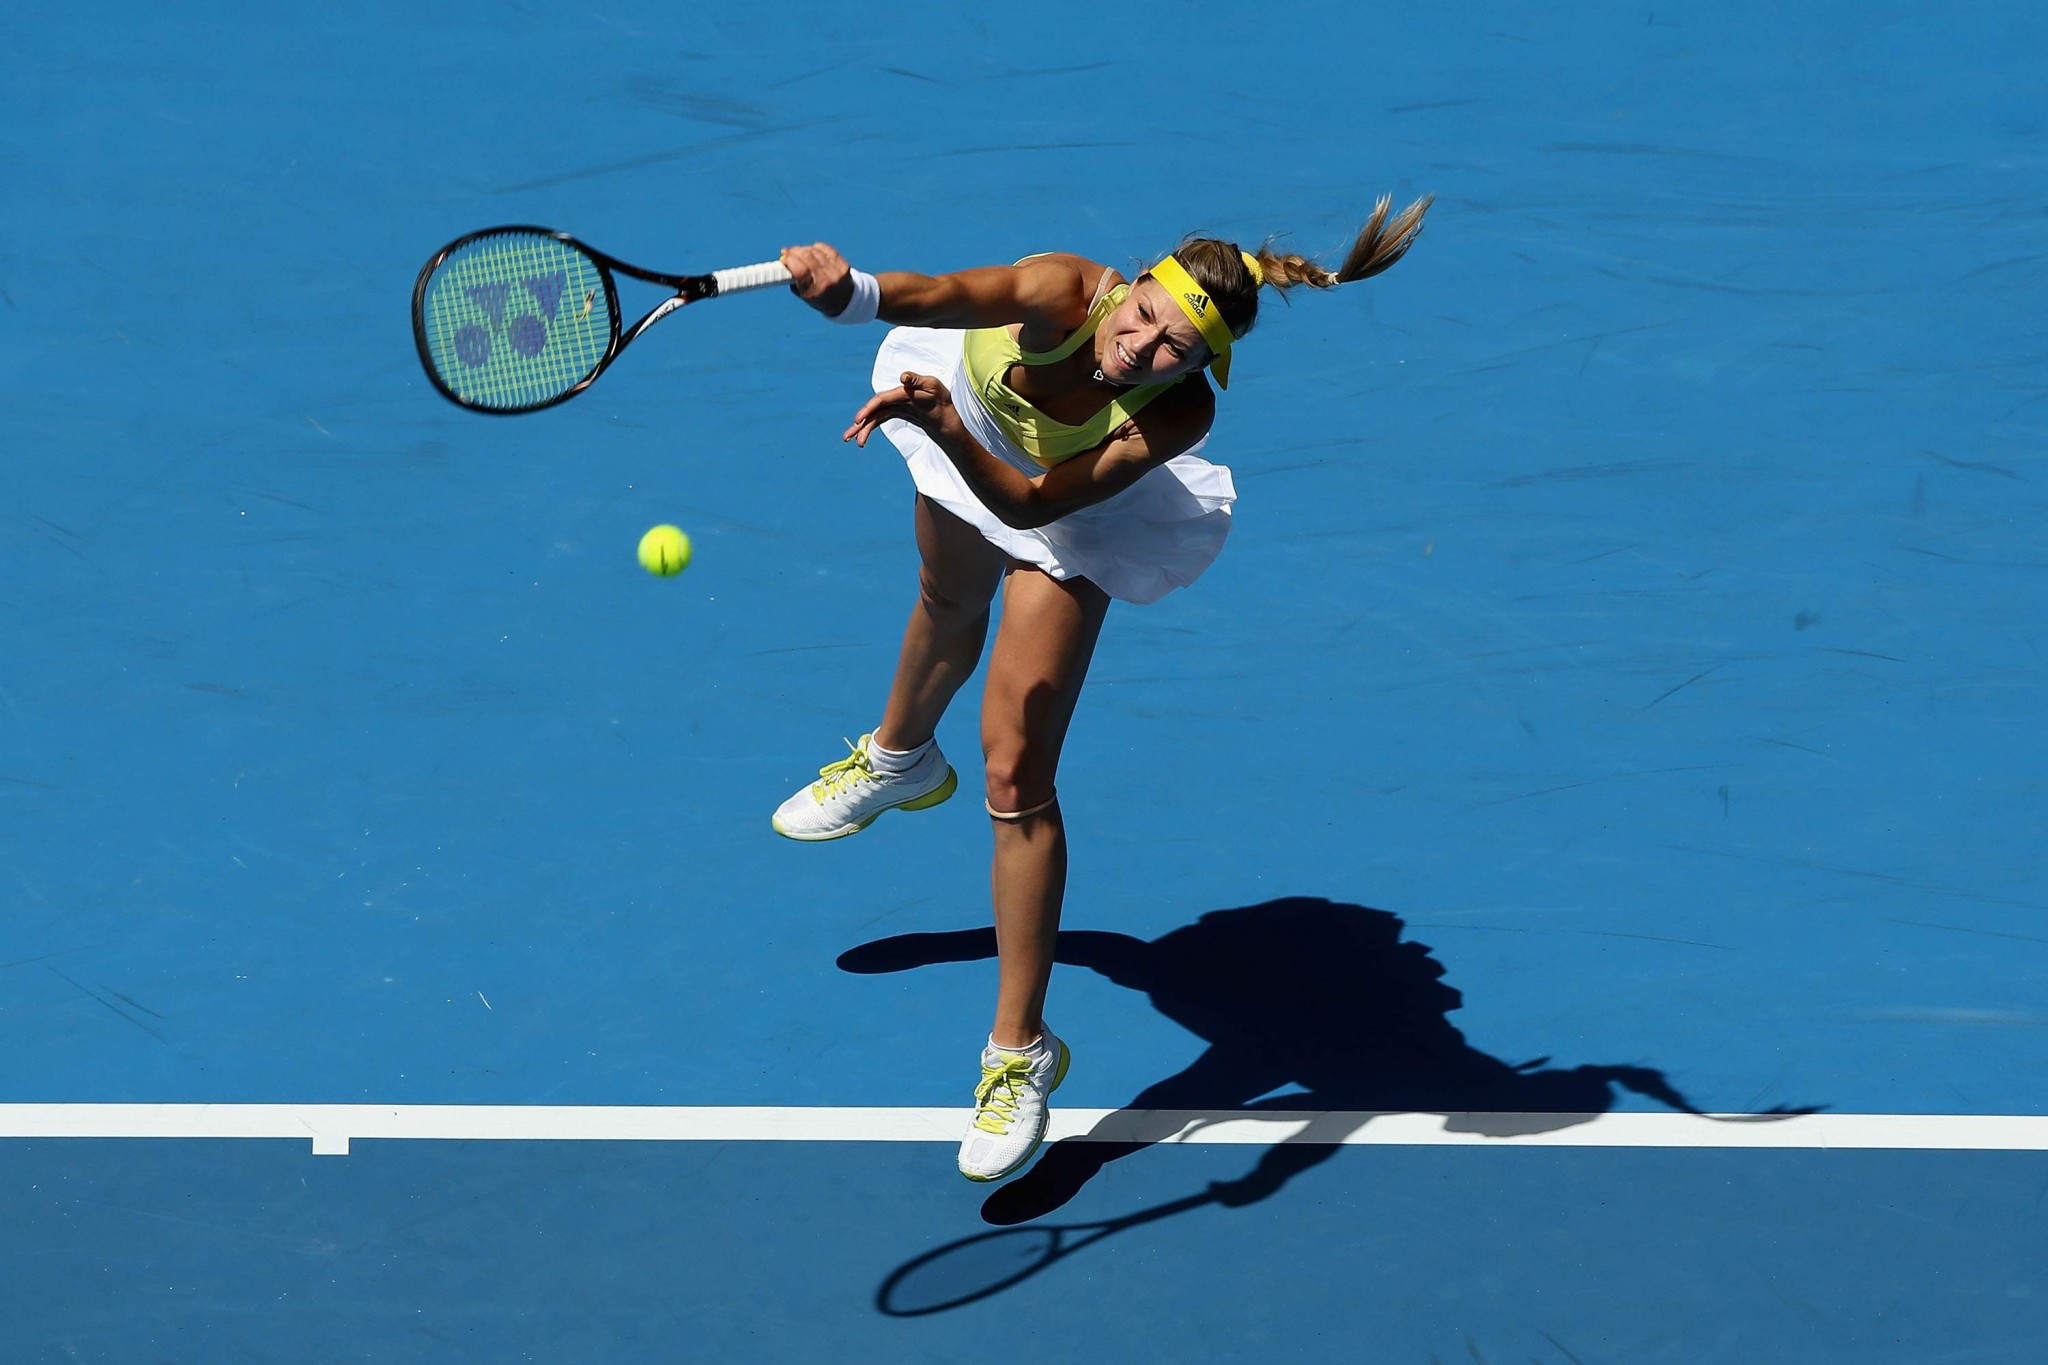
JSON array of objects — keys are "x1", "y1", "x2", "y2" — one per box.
[{"x1": 450, "y1": 270, "x2": 568, "y2": 369}]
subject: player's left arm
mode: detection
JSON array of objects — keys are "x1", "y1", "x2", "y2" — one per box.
[{"x1": 844, "y1": 374, "x2": 1215, "y2": 530}]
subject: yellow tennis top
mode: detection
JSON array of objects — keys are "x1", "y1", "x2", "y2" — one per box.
[{"x1": 961, "y1": 283, "x2": 1178, "y2": 468}]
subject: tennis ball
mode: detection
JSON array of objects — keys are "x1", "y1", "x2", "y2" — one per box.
[{"x1": 638, "y1": 524, "x2": 691, "y2": 577}]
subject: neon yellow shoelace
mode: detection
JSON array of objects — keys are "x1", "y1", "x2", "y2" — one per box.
[
  {"x1": 973, "y1": 1055, "x2": 1034, "y2": 1134},
  {"x1": 810, "y1": 737, "x2": 875, "y2": 802}
]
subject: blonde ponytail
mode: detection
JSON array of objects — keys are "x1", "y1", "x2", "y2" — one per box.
[
  {"x1": 1167, "y1": 191, "x2": 1434, "y2": 346},
  {"x1": 1253, "y1": 193, "x2": 1434, "y2": 296}
]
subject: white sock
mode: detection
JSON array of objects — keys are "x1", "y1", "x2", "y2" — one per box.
[
  {"x1": 988, "y1": 1032, "x2": 1050, "y2": 1062},
  {"x1": 868, "y1": 733, "x2": 934, "y2": 776}
]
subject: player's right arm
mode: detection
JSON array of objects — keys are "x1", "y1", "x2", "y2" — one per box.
[{"x1": 781, "y1": 243, "x2": 1095, "y2": 335}]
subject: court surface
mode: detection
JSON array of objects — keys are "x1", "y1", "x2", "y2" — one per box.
[{"x1": 3, "y1": 1, "x2": 2044, "y2": 1359}]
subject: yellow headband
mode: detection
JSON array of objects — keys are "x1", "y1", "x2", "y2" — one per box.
[{"x1": 1149, "y1": 252, "x2": 1263, "y2": 389}]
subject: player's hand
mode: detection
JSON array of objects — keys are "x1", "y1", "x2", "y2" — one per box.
[
  {"x1": 844, "y1": 372, "x2": 959, "y2": 447},
  {"x1": 780, "y1": 242, "x2": 857, "y2": 318}
]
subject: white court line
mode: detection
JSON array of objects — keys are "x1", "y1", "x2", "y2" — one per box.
[{"x1": 0, "y1": 1105, "x2": 2044, "y2": 1156}]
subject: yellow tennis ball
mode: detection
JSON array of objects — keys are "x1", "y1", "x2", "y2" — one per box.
[{"x1": 638, "y1": 524, "x2": 691, "y2": 576}]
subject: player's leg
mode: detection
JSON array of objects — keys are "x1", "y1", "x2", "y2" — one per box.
[
  {"x1": 874, "y1": 494, "x2": 1009, "y2": 751},
  {"x1": 981, "y1": 566, "x2": 1109, "y2": 1045},
  {"x1": 958, "y1": 566, "x2": 1110, "y2": 1181},
  {"x1": 771, "y1": 494, "x2": 1005, "y2": 841}
]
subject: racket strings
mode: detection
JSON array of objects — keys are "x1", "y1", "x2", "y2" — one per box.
[{"x1": 420, "y1": 232, "x2": 611, "y2": 410}]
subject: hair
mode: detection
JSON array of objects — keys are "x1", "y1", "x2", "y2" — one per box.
[{"x1": 1168, "y1": 192, "x2": 1434, "y2": 344}]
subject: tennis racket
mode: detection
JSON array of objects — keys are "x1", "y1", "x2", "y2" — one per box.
[
  {"x1": 877, "y1": 1189, "x2": 1216, "y2": 1316},
  {"x1": 411, "y1": 226, "x2": 793, "y2": 414}
]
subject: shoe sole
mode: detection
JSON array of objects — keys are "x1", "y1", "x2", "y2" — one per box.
[
  {"x1": 769, "y1": 765, "x2": 958, "y2": 842},
  {"x1": 961, "y1": 1039, "x2": 1071, "y2": 1183}
]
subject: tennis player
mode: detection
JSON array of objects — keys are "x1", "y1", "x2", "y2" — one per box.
[{"x1": 773, "y1": 197, "x2": 1430, "y2": 1181}]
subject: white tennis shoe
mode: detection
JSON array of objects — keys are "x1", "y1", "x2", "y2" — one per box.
[
  {"x1": 770, "y1": 733, "x2": 958, "y2": 841},
  {"x1": 958, "y1": 1031, "x2": 1070, "y2": 1182}
]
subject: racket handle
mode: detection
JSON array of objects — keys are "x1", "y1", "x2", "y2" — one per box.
[{"x1": 711, "y1": 260, "x2": 795, "y2": 296}]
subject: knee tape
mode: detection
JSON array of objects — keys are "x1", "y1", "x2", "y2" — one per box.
[{"x1": 985, "y1": 793, "x2": 1058, "y2": 823}]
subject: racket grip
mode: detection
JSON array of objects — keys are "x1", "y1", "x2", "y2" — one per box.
[{"x1": 712, "y1": 261, "x2": 795, "y2": 296}]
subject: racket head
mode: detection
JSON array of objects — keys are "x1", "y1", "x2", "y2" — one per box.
[
  {"x1": 877, "y1": 1226, "x2": 1060, "y2": 1316},
  {"x1": 412, "y1": 227, "x2": 620, "y2": 414}
]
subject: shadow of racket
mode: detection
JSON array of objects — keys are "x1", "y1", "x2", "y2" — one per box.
[{"x1": 878, "y1": 1188, "x2": 1219, "y2": 1316}]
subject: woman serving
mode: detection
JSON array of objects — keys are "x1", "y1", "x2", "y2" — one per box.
[{"x1": 772, "y1": 196, "x2": 1431, "y2": 1182}]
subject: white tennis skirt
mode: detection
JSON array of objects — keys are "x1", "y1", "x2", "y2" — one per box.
[{"x1": 873, "y1": 326, "x2": 1236, "y2": 606}]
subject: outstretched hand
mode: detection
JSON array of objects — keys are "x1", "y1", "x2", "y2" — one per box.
[
  {"x1": 845, "y1": 371, "x2": 959, "y2": 446},
  {"x1": 780, "y1": 242, "x2": 856, "y2": 318}
]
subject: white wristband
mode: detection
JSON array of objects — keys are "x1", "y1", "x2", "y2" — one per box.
[{"x1": 831, "y1": 268, "x2": 882, "y2": 325}]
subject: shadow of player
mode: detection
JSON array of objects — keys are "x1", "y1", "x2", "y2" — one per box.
[{"x1": 839, "y1": 896, "x2": 1819, "y2": 1227}]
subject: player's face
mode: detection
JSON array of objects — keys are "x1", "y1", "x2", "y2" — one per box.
[{"x1": 1096, "y1": 277, "x2": 1213, "y2": 385}]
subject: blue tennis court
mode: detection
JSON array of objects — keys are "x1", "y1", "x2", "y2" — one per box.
[{"x1": 4, "y1": 2, "x2": 2044, "y2": 1359}]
